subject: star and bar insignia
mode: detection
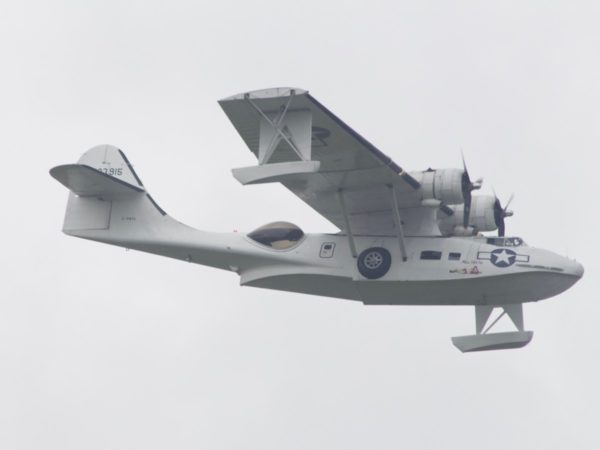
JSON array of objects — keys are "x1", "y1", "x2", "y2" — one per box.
[{"x1": 477, "y1": 248, "x2": 530, "y2": 268}]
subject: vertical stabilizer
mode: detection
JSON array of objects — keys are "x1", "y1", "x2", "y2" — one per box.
[{"x1": 50, "y1": 145, "x2": 167, "y2": 238}]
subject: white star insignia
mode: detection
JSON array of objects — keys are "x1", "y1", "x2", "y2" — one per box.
[{"x1": 493, "y1": 250, "x2": 514, "y2": 265}]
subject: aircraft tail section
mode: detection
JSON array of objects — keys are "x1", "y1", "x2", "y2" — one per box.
[
  {"x1": 50, "y1": 145, "x2": 284, "y2": 273},
  {"x1": 50, "y1": 145, "x2": 168, "y2": 238}
]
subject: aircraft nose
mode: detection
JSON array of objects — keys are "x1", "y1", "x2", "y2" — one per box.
[
  {"x1": 564, "y1": 258, "x2": 584, "y2": 279},
  {"x1": 574, "y1": 261, "x2": 584, "y2": 278}
]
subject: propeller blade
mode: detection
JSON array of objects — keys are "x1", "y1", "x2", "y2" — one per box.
[
  {"x1": 460, "y1": 152, "x2": 482, "y2": 229},
  {"x1": 463, "y1": 191, "x2": 471, "y2": 229},
  {"x1": 493, "y1": 192, "x2": 514, "y2": 237},
  {"x1": 498, "y1": 220, "x2": 506, "y2": 237},
  {"x1": 503, "y1": 193, "x2": 515, "y2": 212}
]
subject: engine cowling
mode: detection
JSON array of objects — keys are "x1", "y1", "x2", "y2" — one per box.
[
  {"x1": 410, "y1": 168, "x2": 465, "y2": 205},
  {"x1": 438, "y1": 195, "x2": 497, "y2": 235}
]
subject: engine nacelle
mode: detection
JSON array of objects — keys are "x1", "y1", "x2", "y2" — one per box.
[
  {"x1": 438, "y1": 195, "x2": 497, "y2": 235},
  {"x1": 410, "y1": 168, "x2": 465, "y2": 205}
]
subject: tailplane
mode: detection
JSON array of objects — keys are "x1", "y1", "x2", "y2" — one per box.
[
  {"x1": 51, "y1": 145, "x2": 247, "y2": 272},
  {"x1": 50, "y1": 145, "x2": 167, "y2": 238}
]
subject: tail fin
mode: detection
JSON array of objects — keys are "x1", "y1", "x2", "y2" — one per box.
[
  {"x1": 50, "y1": 145, "x2": 167, "y2": 238},
  {"x1": 51, "y1": 145, "x2": 247, "y2": 272}
]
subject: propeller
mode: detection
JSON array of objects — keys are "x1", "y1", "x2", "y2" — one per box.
[
  {"x1": 460, "y1": 152, "x2": 483, "y2": 229},
  {"x1": 493, "y1": 192, "x2": 514, "y2": 237}
]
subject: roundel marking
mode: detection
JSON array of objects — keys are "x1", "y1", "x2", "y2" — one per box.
[{"x1": 490, "y1": 248, "x2": 517, "y2": 268}]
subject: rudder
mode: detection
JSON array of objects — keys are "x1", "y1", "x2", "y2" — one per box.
[{"x1": 50, "y1": 145, "x2": 166, "y2": 236}]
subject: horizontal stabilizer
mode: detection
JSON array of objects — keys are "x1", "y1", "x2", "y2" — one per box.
[
  {"x1": 51, "y1": 145, "x2": 169, "y2": 234},
  {"x1": 50, "y1": 164, "x2": 145, "y2": 199}
]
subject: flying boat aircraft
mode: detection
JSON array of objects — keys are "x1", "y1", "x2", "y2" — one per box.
[{"x1": 50, "y1": 87, "x2": 584, "y2": 352}]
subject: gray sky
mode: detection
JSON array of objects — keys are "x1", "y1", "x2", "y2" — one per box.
[{"x1": 1, "y1": 1, "x2": 599, "y2": 449}]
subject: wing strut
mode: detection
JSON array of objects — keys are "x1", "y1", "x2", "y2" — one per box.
[
  {"x1": 389, "y1": 185, "x2": 408, "y2": 262},
  {"x1": 243, "y1": 90, "x2": 312, "y2": 164},
  {"x1": 337, "y1": 189, "x2": 357, "y2": 258}
]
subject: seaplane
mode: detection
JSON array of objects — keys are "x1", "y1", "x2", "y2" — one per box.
[{"x1": 50, "y1": 87, "x2": 584, "y2": 352}]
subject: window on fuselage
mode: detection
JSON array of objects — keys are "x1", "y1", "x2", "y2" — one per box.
[
  {"x1": 420, "y1": 251, "x2": 442, "y2": 260},
  {"x1": 448, "y1": 252, "x2": 461, "y2": 261},
  {"x1": 247, "y1": 221, "x2": 304, "y2": 249},
  {"x1": 505, "y1": 237, "x2": 525, "y2": 247},
  {"x1": 486, "y1": 237, "x2": 505, "y2": 246},
  {"x1": 486, "y1": 237, "x2": 525, "y2": 247}
]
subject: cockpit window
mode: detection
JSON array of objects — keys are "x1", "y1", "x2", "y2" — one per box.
[
  {"x1": 247, "y1": 222, "x2": 304, "y2": 249},
  {"x1": 486, "y1": 237, "x2": 525, "y2": 247}
]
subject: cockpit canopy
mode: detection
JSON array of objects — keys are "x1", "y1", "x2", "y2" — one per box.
[
  {"x1": 247, "y1": 221, "x2": 304, "y2": 249},
  {"x1": 486, "y1": 236, "x2": 526, "y2": 247}
]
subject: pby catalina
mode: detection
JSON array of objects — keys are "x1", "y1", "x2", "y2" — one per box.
[{"x1": 50, "y1": 87, "x2": 584, "y2": 352}]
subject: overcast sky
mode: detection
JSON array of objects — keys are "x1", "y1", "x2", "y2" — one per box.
[{"x1": 1, "y1": 1, "x2": 599, "y2": 449}]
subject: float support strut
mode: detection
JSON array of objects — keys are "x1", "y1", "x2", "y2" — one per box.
[
  {"x1": 389, "y1": 185, "x2": 408, "y2": 262},
  {"x1": 244, "y1": 91, "x2": 307, "y2": 163}
]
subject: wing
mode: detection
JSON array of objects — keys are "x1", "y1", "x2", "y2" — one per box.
[{"x1": 219, "y1": 87, "x2": 445, "y2": 237}]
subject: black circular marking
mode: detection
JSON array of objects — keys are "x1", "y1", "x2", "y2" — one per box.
[{"x1": 490, "y1": 248, "x2": 517, "y2": 268}]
